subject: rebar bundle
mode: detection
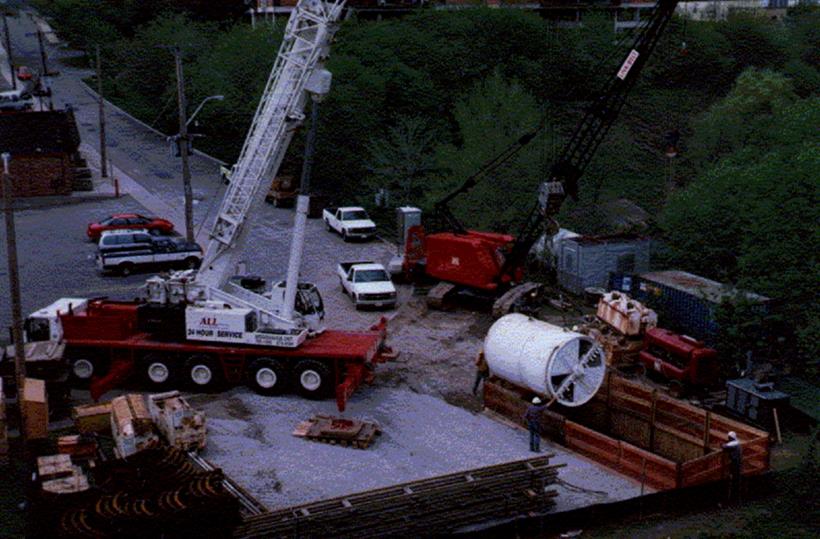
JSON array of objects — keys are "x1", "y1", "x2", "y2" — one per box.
[{"x1": 235, "y1": 455, "x2": 561, "y2": 539}]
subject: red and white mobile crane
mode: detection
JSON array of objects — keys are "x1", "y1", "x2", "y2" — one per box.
[
  {"x1": 22, "y1": 0, "x2": 395, "y2": 411},
  {"x1": 402, "y1": 0, "x2": 680, "y2": 314}
]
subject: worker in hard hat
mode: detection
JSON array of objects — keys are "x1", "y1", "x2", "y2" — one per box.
[
  {"x1": 722, "y1": 431, "x2": 742, "y2": 501},
  {"x1": 524, "y1": 396, "x2": 549, "y2": 452},
  {"x1": 472, "y1": 348, "x2": 489, "y2": 396}
]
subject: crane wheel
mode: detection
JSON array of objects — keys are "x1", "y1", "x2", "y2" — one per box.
[
  {"x1": 248, "y1": 357, "x2": 289, "y2": 396},
  {"x1": 293, "y1": 359, "x2": 332, "y2": 399},
  {"x1": 185, "y1": 355, "x2": 223, "y2": 392},
  {"x1": 65, "y1": 348, "x2": 106, "y2": 387},
  {"x1": 139, "y1": 354, "x2": 176, "y2": 388}
]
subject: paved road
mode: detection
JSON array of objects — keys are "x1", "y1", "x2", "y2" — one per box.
[
  {"x1": 0, "y1": 197, "x2": 151, "y2": 334},
  {"x1": 0, "y1": 5, "x2": 403, "y2": 336}
]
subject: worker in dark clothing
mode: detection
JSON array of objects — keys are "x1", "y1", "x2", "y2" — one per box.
[
  {"x1": 472, "y1": 349, "x2": 489, "y2": 396},
  {"x1": 524, "y1": 397, "x2": 549, "y2": 452},
  {"x1": 723, "y1": 431, "x2": 742, "y2": 501}
]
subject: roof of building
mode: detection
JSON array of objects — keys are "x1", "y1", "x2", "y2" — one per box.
[
  {"x1": 640, "y1": 270, "x2": 769, "y2": 304},
  {"x1": 0, "y1": 109, "x2": 81, "y2": 155}
]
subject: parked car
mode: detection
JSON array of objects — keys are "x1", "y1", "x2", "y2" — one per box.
[
  {"x1": 96, "y1": 230, "x2": 202, "y2": 276},
  {"x1": 0, "y1": 89, "x2": 34, "y2": 112},
  {"x1": 87, "y1": 213, "x2": 174, "y2": 241},
  {"x1": 323, "y1": 207, "x2": 377, "y2": 241},
  {"x1": 16, "y1": 66, "x2": 33, "y2": 81},
  {"x1": 98, "y1": 229, "x2": 155, "y2": 253},
  {"x1": 337, "y1": 261, "x2": 396, "y2": 309}
]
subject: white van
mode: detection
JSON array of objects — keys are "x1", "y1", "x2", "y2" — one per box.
[{"x1": 0, "y1": 89, "x2": 34, "y2": 112}]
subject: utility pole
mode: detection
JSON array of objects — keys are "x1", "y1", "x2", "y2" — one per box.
[
  {"x1": 2, "y1": 153, "x2": 26, "y2": 440},
  {"x1": 96, "y1": 46, "x2": 107, "y2": 178},
  {"x1": 1, "y1": 13, "x2": 15, "y2": 90},
  {"x1": 25, "y1": 27, "x2": 53, "y2": 77},
  {"x1": 34, "y1": 29, "x2": 47, "y2": 76},
  {"x1": 173, "y1": 46, "x2": 194, "y2": 243}
]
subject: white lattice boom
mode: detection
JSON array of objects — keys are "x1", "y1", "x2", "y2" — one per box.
[{"x1": 198, "y1": 0, "x2": 345, "y2": 289}]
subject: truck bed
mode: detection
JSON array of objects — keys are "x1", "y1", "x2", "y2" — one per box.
[{"x1": 338, "y1": 261, "x2": 376, "y2": 273}]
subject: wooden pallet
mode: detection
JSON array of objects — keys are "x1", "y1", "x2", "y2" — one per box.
[{"x1": 293, "y1": 415, "x2": 381, "y2": 449}]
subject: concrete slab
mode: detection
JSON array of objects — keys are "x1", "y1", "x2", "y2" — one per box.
[{"x1": 192, "y1": 387, "x2": 644, "y2": 513}]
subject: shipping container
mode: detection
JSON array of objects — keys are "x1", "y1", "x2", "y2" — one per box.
[{"x1": 609, "y1": 270, "x2": 770, "y2": 344}]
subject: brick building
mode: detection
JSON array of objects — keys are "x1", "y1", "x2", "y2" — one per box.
[{"x1": 0, "y1": 108, "x2": 82, "y2": 198}]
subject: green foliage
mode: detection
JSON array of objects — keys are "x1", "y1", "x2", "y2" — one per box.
[
  {"x1": 718, "y1": 13, "x2": 791, "y2": 74},
  {"x1": 365, "y1": 117, "x2": 439, "y2": 206},
  {"x1": 662, "y1": 92, "x2": 820, "y2": 365},
  {"x1": 186, "y1": 24, "x2": 283, "y2": 159},
  {"x1": 687, "y1": 68, "x2": 798, "y2": 169},
  {"x1": 103, "y1": 14, "x2": 216, "y2": 132},
  {"x1": 429, "y1": 72, "x2": 553, "y2": 232}
]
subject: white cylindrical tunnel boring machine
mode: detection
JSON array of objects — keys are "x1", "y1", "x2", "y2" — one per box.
[{"x1": 483, "y1": 314, "x2": 606, "y2": 407}]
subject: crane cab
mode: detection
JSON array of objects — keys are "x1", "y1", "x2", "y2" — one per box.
[
  {"x1": 24, "y1": 298, "x2": 89, "y2": 343},
  {"x1": 228, "y1": 276, "x2": 325, "y2": 334}
]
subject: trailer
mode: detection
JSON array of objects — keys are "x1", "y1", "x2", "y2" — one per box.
[{"x1": 54, "y1": 299, "x2": 393, "y2": 411}]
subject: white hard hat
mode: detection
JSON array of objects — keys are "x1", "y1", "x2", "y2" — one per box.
[
  {"x1": 728, "y1": 431, "x2": 737, "y2": 440},
  {"x1": 532, "y1": 397, "x2": 542, "y2": 404}
]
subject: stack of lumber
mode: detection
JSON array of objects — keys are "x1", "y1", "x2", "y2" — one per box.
[
  {"x1": 292, "y1": 414, "x2": 380, "y2": 449},
  {"x1": 57, "y1": 435, "x2": 98, "y2": 460},
  {"x1": 72, "y1": 401, "x2": 112, "y2": 434},
  {"x1": 148, "y1": 391, "x2": 207, "y2": 451},
  {"x1": 22, "y1": 378, "x2": 49, "y2": 439},
  {"x1": 37, "y1": 454, "x2": 89, "y2": 494},
  {"x1": 111, "y1": 394, "x2": 159, "y2": 458},
  {"x1": 234, "y1": 455, "x2": 561, "y2": 539}
]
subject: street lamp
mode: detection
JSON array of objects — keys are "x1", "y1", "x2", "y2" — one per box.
[
  {"x1": 187, "y1": 95, "x2": 224, "y2": 128},
  {"x1": 168, "y1": 94, "x2": 224, "y2": 241}
]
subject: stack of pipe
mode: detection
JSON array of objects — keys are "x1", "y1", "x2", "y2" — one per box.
[{"x1": 235, "y1": 455, "x2": 561, "y2": 539}]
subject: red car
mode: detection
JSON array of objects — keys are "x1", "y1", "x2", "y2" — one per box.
[
  {"x1": 16, "y1": 66, "x2": 33, "y2": 81},
  {"x1": 87, "y1": 213, "x2": 174, "y2": 241}
]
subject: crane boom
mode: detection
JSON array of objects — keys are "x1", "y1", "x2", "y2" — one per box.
[
  {"x1": 146, "y1": 0, "x2": 346, "y2": 337},
  {"x1": 199, "y1": 0, "x2": 345, "y2": 288},
  {"x1": 502, "y1": 0, "x2": 680, "y2": 276}
]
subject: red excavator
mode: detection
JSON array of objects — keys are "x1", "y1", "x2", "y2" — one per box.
[{"x1": 402, "y1": 0, "x2": 680, "y2": 314}]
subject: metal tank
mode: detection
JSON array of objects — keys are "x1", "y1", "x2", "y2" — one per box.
[{"x1": 483, "y1": 313, "x2": 606, "y2": 407}]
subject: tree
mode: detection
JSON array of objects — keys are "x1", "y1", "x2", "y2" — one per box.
[
  {"x1": 429, "y1": 72, "x2": 553, "y2": 232},
  {"x1": 662, "y1": 91, "x2": 820, "y2": 366},
  {"x1": 365, "y1": 117, "x2": 439, "y2": 206},
  {"x1": 688, "y1": 68, "x2": 798, "y2": 169}
]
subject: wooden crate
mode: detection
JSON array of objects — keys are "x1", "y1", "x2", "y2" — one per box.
[
  {"x1": 57, "y1": 435, "x2": 98, "y2": 460},
  {"x1": 148, "y1": 391, "x2": 207, "y2": 451},
  {"x1": 111, "y1": 394, "x2": 159, "y2": 458},
  {"x1": 37, "y1": 454, "x2": 74, "y2": 481},
  {"x1": 72, "y1": 402, "x2": 113, "y2": 434},
  {"x1": 23, "y1": 378, "x2": 48, "y2": 440}
]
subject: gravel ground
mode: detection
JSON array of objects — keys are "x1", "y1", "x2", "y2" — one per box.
[{"x1": 190, "y1": 386, "x2": 642, "y2": 513}]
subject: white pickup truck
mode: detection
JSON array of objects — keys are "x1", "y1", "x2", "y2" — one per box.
[
  {"x1": 323, "y1": 207, "x2": 377, "y2": 241},
  {"x1": 337, "y1": 262, "x2": 397, "y2": 309}
]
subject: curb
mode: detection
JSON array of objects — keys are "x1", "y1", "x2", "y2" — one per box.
[
  {"x1": 12, "y1": 194, "x2": 116, "y2": 211},
  {"x1": 77, "y1": 80, "x2": 228, "y2": 167}
]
